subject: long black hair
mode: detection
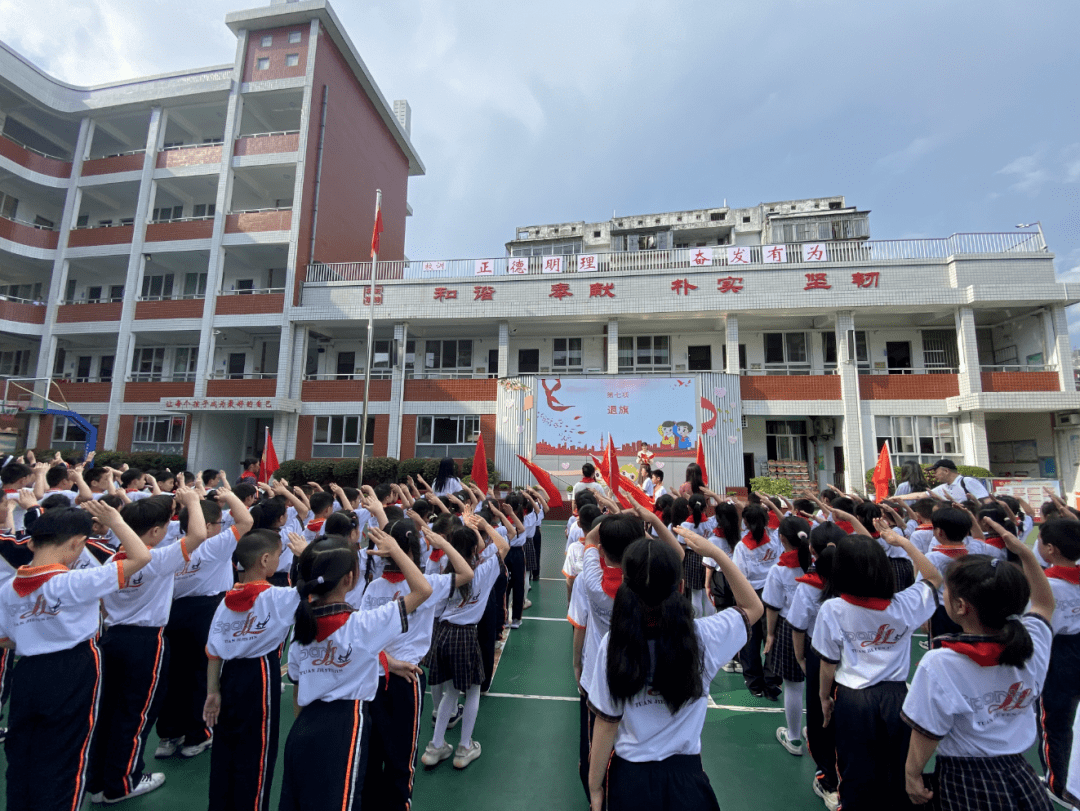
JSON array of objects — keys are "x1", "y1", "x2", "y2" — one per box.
[
  {"x1": 670, "y1": 497, "x2": 691, "y2": 528},
  {"x1": 683, "y1": 463, "x2": 704, "y2": 494},
  {"x1": 655, "y1": 493, "x2": 674, "y2": 527},
  {"x1": 742, "y1": 504, "x2": 768, "y2": 544},
  {"x1": 449, "y1": 526, "x2": 480, "y2": 606},
  {"x1": 829, "y1": 534, "x2": 895, "y2": 601},
  {"x1": 778, "y1": 515, "x2": 812, "y2": 571},
  {"x1": 899, "y1": 461, "x2": 928, "y2": 493},
  {"x1": 712, "y1": 502, "x2": 740, "y2": 551},
  {"x1": 811, "y1": 521, "x2": 845, "y2": 602},
  {"x1": 433, "y1": 457, "x2": 458, "y2": 493},
  {"x1": 945, "y1": 554, "x2": 1033, "y2": 666},
  {"x1": 293, "y1": 536, "x2": 360, "y2": 645},
  {"x1": 606, "y1": 538, "x2": 702, "y2": 712}
]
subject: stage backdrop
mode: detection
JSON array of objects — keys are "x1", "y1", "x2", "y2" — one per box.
[{"x1": 535, "y1": 377, "x2": 698, "y2": 457}]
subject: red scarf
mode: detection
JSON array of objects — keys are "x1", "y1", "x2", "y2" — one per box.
[
  {"x1": 224, "y1": 581, "x2": 272, "y2": 612},
  {"x1": 382, "y1": 571, "x2": 406, "y2": 584},
  {"x1": 428, "y1": 549, "x2": 445, "y2": 562},
  {"x1": 840, "y1": 593, "x2": 891, "y2": 610},
  {"x1": 1046, "y1": 566, "x2": 1080, "y2": 585},
  {"x1": 767, "y1": 513, "x2": 780, "y2": 530},
  {"x1": 314, "y1": 611, "x2": 352, "y2": 642},
  {"x1": 982, "y1": 535, "x2": 1006, "y2": 551},
  {"x1": 834, "y1": 519, "x2": 854, "y2": 534},
  {"x1": 916, "y1": 523, "x2": 933, "y2": 531},
  {"x1": 938, "y1": 639, "x2": 1006, "y2": 667},
  {"x1": 796, "y1": 572, "x2": 824, "y2": 589},
  {"x1": 580, "y1": 477, "x2": 596, "y2": 483},
  {"x1": 13, "y1": 563, "x2": 68, "y2": 597},
  {"x1": 778, "y1": 549, "x2": 802, "y2": 569},
  {"x1": 598, "y1": 555, "x2": 623, "y2": 599},
  {"x1": 741, "y1": 532, "x2": 771, "y2": 551},
  {"x1": 932, "y1": 545, "x2": 968, "y2": 559},
  {"x1": 306, "y1": 519, "x2": 326, "y2": 534}
]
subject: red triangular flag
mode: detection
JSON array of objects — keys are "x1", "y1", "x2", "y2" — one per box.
[
  {"x1": 591, "y1": 453, "x2": 609, "y2": 483},
  {"x1": 471, "y1": 431, "x2": 488, "y2": 495},
  {"x1": 605, "y1": 435, "x2": 620, "y2": 501},
  {"x1": 370, "y1": 207, "x2": 384, "y2": 259},
  {"x1": 695, "y1": 435, "x2": 708, "y2": 487},
  {"x1": 259, "y1": 427, "x2": 280, "y2": 484},
  {"x1": 517, "y1": 456, "x2": 564, "y2": 508},
  {"x1": 871, "y1": 441, "x2": 893, "y2": 503},
  {"x1": 617, "y1": 472, "x2": 655, "y2": 512}
]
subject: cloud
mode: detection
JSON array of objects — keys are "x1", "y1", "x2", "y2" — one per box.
[
  {"x1": 997, "y1": 148, "x2": 1050, "y2": 195},
  {"x1": 1063, "y1": 144, "x2": 1080, "y2": 184},
  {"x1": 876, "y1": 135, "x2": 946, "y2": 173}
]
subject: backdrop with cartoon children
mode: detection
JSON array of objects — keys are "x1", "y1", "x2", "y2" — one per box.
[{"x1": 535, "y1": 377, "x2": 699, "y2": 456}]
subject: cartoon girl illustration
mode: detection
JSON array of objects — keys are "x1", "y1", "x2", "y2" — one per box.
[
  {"x1": 675, "y1": 421, "x2": 694, "y2": 450},
  {"x1": 658, "y1": 421, "x2": 677, "y2": 448}
]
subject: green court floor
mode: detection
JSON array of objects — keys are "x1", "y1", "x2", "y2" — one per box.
[{"x1": 0, "y1": 522, "x2": 1049, "y2": 809}]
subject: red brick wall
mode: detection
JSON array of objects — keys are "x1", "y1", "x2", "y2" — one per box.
[
  {"x1": 373, "y1": 415, "x2": 389, "y2": 458},
  {"x1": 0, "y1": 217, "x2": 59, "y2": 250},
  {"x1": 980, "y1": 371, "x2": 1060, "y2": 392},
  {"x1": 53, "y1": 382, "x2": 111, "y2": 402},
  {"x1": 81, "y1": 154, "x2": 144, "y2": 176},
  {"x1": 144, "y1": 219, "x2": 214, "y2": 243},
  {"x1": 242, "y1": 25, "x2": 310, "y2": 83},
  {"x1": 300, "y1": 379, "x2": 392, "y2": 402},
  {"x1": 156, "y1": 145, "x2": 221, "y2": 169},
  {"x1": 224, "y1": 211, "x2": 291, "y2": 234},
  {"x1": 479, "y1": 415, "x2": 496, "y2": 462},
  {"x1": 56, "y1": 303, "x2": 122, "y2": 322},
  {"x1": 116, "y1": 415, "x2": 135, "y2": 453},
  {"x1": 740, "y1": 375, "x2": 841, "y2": 400},
  {"x1": 234, "y1": 133, "x2": 300, "y2": 157},
  {"x1": 124, "y1": 382, "x2": 195, "y2": 403},
  {"x1": 859, "y1": 374, "x2": 960, "y2": 400},
  {"x1": 67, "y1": 225, "x2": 134, "y2": 247},
  {"x1": 0, "y1": 300, "x2": 45, "y2": 324},
  {"x1": 295, "y1": 415, "x2": 314, "y2": 461},
  {"x1": 206, "y1": 379, "x2": 276, "y2": 398},
  {"x1": 215, "y1": 294, "x2": 284, "y2": 315},
  {"x1": 0, "y1": 136, "x2": 71, "y2": 177},
  {"x1": 134, "y1": 299, "x2": 205, "y2": 320},
  {"x1": 403, "y1": 379, "x2": 498, "y2": 401},
  {"x1": 35, "y1": 415, "x2": 54, "y2": 449},
  {"x1": 399, "y1": 415, "x2": 416, "y2": 460}
]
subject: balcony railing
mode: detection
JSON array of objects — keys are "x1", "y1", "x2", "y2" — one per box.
[
  {"x1": 208, "y1": 372, "x2": 277, "y2": 380},
  {"x1": 0, "y1": 132, "x2": 69, "y2": 162},
  {"x1": 136, "y1": 293, "x2": 206, "y2": 303},
  {"x1": 219, "y1": 286, "x2": 286, "y2": 295},
  {"x1": 0, "y1": 215, "x2": 55, "y2": 232},
  {"x1": 980, "y1": 364, "x2": 1057, "y2": 373},
  {"x1": 305, "y1": 232, "x2": 1050, "y2": 284}
]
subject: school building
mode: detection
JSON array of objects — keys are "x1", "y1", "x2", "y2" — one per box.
[{"x1": 1, "y1": 1, "x2": 1079, "y2": 499}]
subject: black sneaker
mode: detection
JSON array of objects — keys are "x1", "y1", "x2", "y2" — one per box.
[
  {"x1": 0, "y1": 727, "x2": 6, "y2": 744},
  {"x1": 749, "y1": 688, "x2": 767, "y2": 698},
  {"x1": 764, "y1": 686, "x2": 782, "y2": 702}
]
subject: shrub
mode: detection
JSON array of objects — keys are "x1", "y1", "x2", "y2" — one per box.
[
  {"x1": 272, "y1": 459, "x2": 307, "y2": 485},
  {"x1": 749, "y1": 476, "x2": 793, "y2": 498},
  {"x1": 360, "y1": 456, "x2": 399, "y2": 485},
  {"x1": 398, "y1": 457, "x2": 440, "y2": 483},
  {"x1": 304, "y1": 461, "x2": 334, "y2": 486}
]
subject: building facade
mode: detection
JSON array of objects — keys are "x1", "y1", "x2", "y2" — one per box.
[{"x1": 1, "y1": 0, "x2": 1079, "y2": 498}]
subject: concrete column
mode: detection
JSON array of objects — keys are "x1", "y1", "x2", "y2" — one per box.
[
  {"x1": 954, "y1": 306, "x2": 983, "y2": 396},
  {"x1": 724, "y1": 314, "x2": 740, "y2": 374},
  {"x1": 835, "y1": 311, "x2": 866, "y2": 490},
  {"x1": 498, "y1": 322, "x2": 509, "y2": 378},
  {"x1": 606, "y1": 319, "x2": 619, "y2": 373},
  {"x1": 1046, "y1": 304, "x2": 1075, "y2": 391},
  {"x1": 963, "y1": 411, "x2": 991, "y2": 470},
  {"x1": 386, "y1": 322, "x2": 407, "y2": 458}
]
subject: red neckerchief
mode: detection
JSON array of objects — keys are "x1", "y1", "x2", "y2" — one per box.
[
  {"x1": 932, "y1": 545, "x2": 968, "y2": 559},
  {"x1": 982, "y1": 535, "x2": 1006, "y2": 550},
  {"x1": 224, "y1": 581, "x2": 272, "y2": 612},
  {"x1": 598, "y1": 554, "x2": 623, "y2": 599},
  {"x1": 916, "y1": 523, "x2": 933, "y2": 531},
  {"x1": 581, "y1": 477, "x2": 596, "y2": 483},
  {"x1": 428, "y1": 549, "x2": 445, "y2": 561},
  {"x1": 379, "y1": 651, "x2": 390, "y2": 689},
  {"x1": 741, "y1": 532, "x2": 771, "y2": 551},
  {"x1": 778, "y1": 550, "x2": 802, "y2": 569},
  {"x1": 382, "y1": 571, "x2": 406, "y2": 584},
  {"x1": 796, "y1": 572, "x2": 824, "y2": 589},
  {"x1": 834, "y1": 519, "x2": 854, "y2": 534},
  {"x1": 767, "y1": 513, "x2": 780, "y2": 530},
  {"x1": 870, "y1": 532, "x2": 881, "y2": 539},
  {"x1": 936, "y1": 637, "x2": 1006, "y2": 667},
  {"x1": 1046, "y1": 566, "x2": 1080, "y2": 585},
  {"x1": 2, "y1": 489, "x2": 15, "y2": 494},
  {"x1": 13, "y1": 563, "x2": 68, "y2": 597},
  {"x1": 314, "y1": 609, "x2": 353, "y2": 642},
  {"x1": 840, "y1": 593, "x2": 891, "y2": 610},
  {"x1": 306, "y1": 519, "x2": 326, "y2": 534}
]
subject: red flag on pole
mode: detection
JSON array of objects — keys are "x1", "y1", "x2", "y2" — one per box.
[
  {"x1": 591, "y1": 454, "x2": 608, "y2": 483},
  {"x1": 517, "y1": 456, "x2": 564, "y2": 507},
  {"x1": 617, "y1": 472, "x2": 655, "y2": 512},
  {"x1": 471, "y1": 431, "x2": 488, "y2": 495},
  {"x1": 605, "y1": 434, "x2": 620, "y2": 502},
  {"x1": 695, "y1": 435, "x2": 708, "y2": 487},
  {"x1": 871, "y1": 441, "x2": 893, "y2": 503},
  {"x1": 370, "y1": 207, "x2": 384, "y2": 259},
  {"x1": 259, "y1": 427, "x2": 280, "y2": 484}
]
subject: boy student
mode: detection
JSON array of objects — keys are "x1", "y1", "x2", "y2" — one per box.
[
  {"x1": 0, "y1": 501, "x2": 152, "y2": 811},
  {"x1": 43, "y1": 463, "x2": 89, "y2": 505},
  {"x1": 2, "y1": 460, "x2": 43, "y2": 533},
  {"x1": 86, "y1": 464, "x2": 118, "y2": 500},
  {"x1": 155, "y1": 483, "x2": 254, "y2": 761},
  {"x1": 303, "y1": 490, "x2": 337, "y2": 541},
  {"x1": 121, "y1": 467, "x2": 157, "y2": 501},
  {"x1": 572, "y1": 463, "x2": 605, "y2": 501},
  {"x1": 87, "y1": 489, "x2": 208, "y2": 804}
]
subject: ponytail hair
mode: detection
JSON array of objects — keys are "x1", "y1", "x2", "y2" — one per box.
[
  {"x1": 811, "y1": 521, "x2": 845, "y2": 603},
  {"x1": 742, "y1": 504, "x2": 767, "y2": 543},
  {"x1": 606, "y1": 538, "x2": 702, "y2": 712},
  {"x1": 655, "y1": 494, "x2": 674, "y2": 527},
  {"x1": 383, "y1": 519, "x2": 421, "y2": 569},
  {"x1": 713, "y1": 502, "x2": 740, "y2": 548},
  {"x1": 448, "y1": 526, "x2": 479, "y2": 606},
  {"x1": 292, "y1": 536, "x2": 360, "y2": 645},
  {"x1": 670, "y1": 497, "x2": 691, "y2": 528},
  {"x1": 779, "y1": 515, "x2": 812, "y2": 571},
  {"x1": 945, "y1": 554, "x2": 1034, "y2": 667},
  {"x1": 688, "y1": 493, "x2": 707, "y2": 528}
]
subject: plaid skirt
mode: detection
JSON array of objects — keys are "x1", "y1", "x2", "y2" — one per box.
[
  {"x1": 932, "y1": 753, "x2": 1052, "y2": 811},
  {"x1": 525, "y1": 534, "x2": 539, "y2": 573},
  {"x1": 423, "y1": 620, "x2": 485, "y2": 692},
  {"x1": 683, "y1": 548, "x2": 706, "y2": 591},
  {"x1": 891, "y1": 557, "x2": 915, "y2": 592},
  {"x1": 766, "y1": 615, "x2": 805, "y2": 683}
]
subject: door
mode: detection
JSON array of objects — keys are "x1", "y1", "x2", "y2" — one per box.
[
  {"x1": 75, "y1": 356, "x2": 92, "y2": 382},
  {"x1": 228, "y1": 353, "x2": 246, "y2": 379},
  {"x1": 488, "y1": 348, "x2": 499, "y2": 378},
  {"x1": 743, "y1": 453, "x2": 755, "y2": 491},
  {"x1": 833, "y1": 447, "x2": 845, "y2": 492},
  {"x1": 687, "y1": 345, "x2": 712, "y2": 371},
  {"x1": 244, "y1": 417, "x2": 273, "y2": 460},
  {"x1": 518, "y1": 348, "x2": 539, "y2": 374},
  {"x1": 336, "y1": 351, "x2": 355, "y2": 380},
  {"x1": 886, "y1": 341, "x2": 912, "y2": 374}
]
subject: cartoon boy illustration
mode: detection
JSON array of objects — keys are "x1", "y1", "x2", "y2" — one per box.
[
  {"x1": 658, "y1": 421, "x2": 677, "y2": 448},
  {"x1": 675, "y1": 421, "x2": 694, "y2": 450}
]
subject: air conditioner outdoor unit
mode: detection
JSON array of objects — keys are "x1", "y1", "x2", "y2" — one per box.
[
  {"x1": 1062, "y1": 414, "x2": 1080, "y2": 426},
  {"x1": 813, "y1": 417, "x2": 836, "y2": 439}
]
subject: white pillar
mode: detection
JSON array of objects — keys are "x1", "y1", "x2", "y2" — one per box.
[
  {"x1": 955, "y1": 306, "x2": 983, "y2": 396},
  {"x1": 724, "y1": 314, "x2": 740, "y2": 374},
  {"x1": 606, "y1": 319, "x2": 619, "y2": 373}
]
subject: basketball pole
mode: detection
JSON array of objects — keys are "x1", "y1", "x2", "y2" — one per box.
[{"x1": 357, "y1": 189, "x2": 381, "y2": 488}]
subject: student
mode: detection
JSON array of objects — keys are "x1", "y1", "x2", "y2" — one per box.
[
  {"x1": 238, "y1": 457, "x2": 259, "y2": 484},
  {"x1": 704, "y1": 501, "x2": 741, "y2": 613},
  {"x1": 572, "y1": 463, "x2": 605, "y2": 501},
  {"x1": 975, "y1": 505, "x2": 1014, "y2": 562},
  {"x1": 504, "y1": 492, "x2": 530, "y2": 629},
  {"x1": 924, "y1": 506, "x2": 981, "y2": 640},
  {"x1": 894, "y1": 461, "x2": 929, "y2": 497},
  {"x1": 121, "y1": 467, "x2": 153, "y2": 500},
  {"x1": 585, "y1": 529, "x2": 763, "y2": 811},
  {"x1": 0, "y1": 502, "x2": 152, "y2": 811},
  {"x1": 304, "y1": 491, "x2": 337, "y2": 541},
  {"x1": 1034, "y1": 519, "x2": 1080, "y2": 804},
  {"x1": 204, "y1": 529, "x2": 302, "y2": 811},
  {"x1": 813, "y1": 527, "x2": 943, "y2": 811},
  {"x1": 359, "y1": 521, "x2": 474, "y2": 810},
  {"x1": 2, "y1": 461, "x2": 40, "y2": 533},
  {"x1": 279, "y1": 532, "x2": 433, "y2": 811},
  {"x1": 909, "y1": 498, "x2": 937, "y2": 554},
  {"x1": 671, "y1": 494, "x2": 715, "y2": 617},
  {"x1": 431, "y1": 458, "x2": 463, "y2": 497},
  {"x1": 762, "y1": 515, "x2": 813, "y2": 756},
  {"x1": 564, "y1": 505, "x2": 602, "y2": 600},
  {"x1": 649, "y1": 469, "x2": 667, "y2": 500},
  {"x1": 86, "y1": 465, "x2": 117, "y2": 500},
  {"x1": 43, "y1": 464, "x2": 84, "y2": 505},
  {"x1": 422, "y1": 517, "x2": 510, "y2": 770},
  {"x1": 902, "y1": 519, "x2": 1055, "y2": 810},
  {"x1": 201, "y1": 469, "x2": 222, "y2": 490},
  {"x1": 733, "y1": 503, "x2": 782, "y2": 699}
]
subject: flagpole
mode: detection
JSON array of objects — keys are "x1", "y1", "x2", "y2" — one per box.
[{"x1": 358, "y1": 189, "x2": 382, "y2": 487}]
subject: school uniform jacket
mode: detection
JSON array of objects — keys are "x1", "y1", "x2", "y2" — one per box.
[{"x1": 206, "y1": 582, "x2": 299, "y2": 660}]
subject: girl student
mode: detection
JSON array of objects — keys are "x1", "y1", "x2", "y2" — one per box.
[
  {"x1": 278, "y1": 531, "x2": 433, "y2": 811},
  {"x1": 703, "y1": 500, "x2": 743, "y2": 673},
  {"x1": 812, "y1": 525, "x2": 943, "y2": 811},
  {"x1": 678, "y1": 461, "x2": 706, "y2": 497},
  {"x1": 789, "y1": 521, "x2": 846, "y2": 811},
  {"x1": 422, "y1": 513, "x2": 510, "y2": 770},
  {"x1": 357, "y1": 521, "x2": 474, "y2": 811},
  {"x1": 857, "y1": 501, "x2": 915, "y2": 591},
  {"x1": 670, "y1": 494, "x2": 716, "y2": 617},
  {"x1": 902, "y1": 518, "x2": 1056, "y2": 811},
  {"x1": 733, "y1": 503, "x2": 783, "y2": 699},
  {"x1": 762, "y1": 514, "x2": 813, "y2": 756},
  {"x1": 203, "y1": 529, "x2": 305, "y2": 811},
  {"x1": 894, "y1": 460, "x2": 930, "y2": 497},
  {"x1": 585, "y1": 528, "x2": 764, "y2": 811}
]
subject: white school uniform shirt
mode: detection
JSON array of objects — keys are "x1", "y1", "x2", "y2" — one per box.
[
  {"x1": 440, "y1": 551, "x2": 501, "y2": 626},
  {"x1": 125, "y1": 489, "x2": 153, "y2": 502},
  {"x1": 563, "y1": 540, "x2": 585, "y2": 580},
  {"x1": 514, "y1": 512, "x2": 534, "y2": 548},
  {"x1": 4, "y1": 490, "x2": 28, "y2": 533},
  {"x1": 732, "y1": 531, "x2": 781, "y2": 590},
  {"x1": 1044, "y1": 568, "x2": 1080, "y2": 636},
  {"x1": 276, "y1": 506, "x2": 304, "y2": 573},
  {"x1": 359, "y1": 572, "x2": 455, "y2": 664},
  {"x1": 173, "y1": 525, "x2": 242, "y2": 599},
  {"x1": 102, "y1": 540, "x2": 189, "y2": 627},
  {"x1": 678, "y1": 519, "x2": 717, "y2": 546},
  {"x1": 586, "y1": 607, "x2": 751, "y2": 762},
  {"x1": 0, "y1": 562, "x2": 124, "y2": 656},
  {"x1": 920, "y1": 543, "x2": 988, "y2": 598},
  {"x1": 908, "y1": 524, "x2": 935, "y2": 554},
  {"x1": 160, "y1": 519, "x2": 183, "y2": 547},
  {"x1": 206, "y1": 582, "x2": 299, "y2": 660},
  {"x1": 977, "y1": 535, "x2": 1009, "y2": 561},
  {"x1": 565, "y1": 523, "x2": 585, "y2": 554},
  {"x1": 811, "y1": 580, "x2": 938, "y2": 689},
  {"x1": 565, "y1": 514, "x2": 578, "y2": 537},
  {"x1": 575, "y1": 545, "x2": 620, "y2": 692},
  {"x1": 287, "y1": 598, "x2": 408, "y2": 706},
  {"x1": 43, "y1": 489, "x2": 76, "y2": 505},
  {"x1": 931, "y1": 477, "x2": 989, "y2": 502},
  {"x1": 652, "y1": 485, "x2": 667, "y2": 500},
  {"x1": 760, "y1": 555, "x2": 804, "y2": 619},
  {"x1": 901, "y1": 614, "x2": 1052, "y2": 757},
  {"x1": 786, "y1": 575, "x2": 826, "y2": 636}
]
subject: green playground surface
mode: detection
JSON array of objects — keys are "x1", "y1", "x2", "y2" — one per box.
[{"x1": 0, "y1": 521, "x2": 1048, "y2": 810}]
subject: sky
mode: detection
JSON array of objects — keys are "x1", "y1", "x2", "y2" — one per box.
[{"x1": 2, "y1": 0, "x2": 1079, "y2": 337}]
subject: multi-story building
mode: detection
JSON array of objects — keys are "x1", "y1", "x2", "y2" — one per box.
[{"x1": 2, "y1": 0, "x2": 1079, "y2": 499}]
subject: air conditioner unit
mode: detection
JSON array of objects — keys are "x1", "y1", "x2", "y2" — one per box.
[
  {"x1": 813, "y1": 417, "x2": 836, "y2": 438},
  {"x1": 1062, "y1": 414, "x2": 1080, "y2": 426}
]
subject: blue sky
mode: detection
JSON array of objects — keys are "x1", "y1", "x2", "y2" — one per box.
[{"x1": 3, "y1": 0, "x2": 1078, "y2": 336}]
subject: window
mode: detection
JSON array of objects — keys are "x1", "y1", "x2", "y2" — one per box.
[
  {"x1": 151, "y1": 206, "x2": 183, "y2": 223},
  {"x1": 312, "y1": 415, "x2": 376, "y2": 458},
  {"x1": 75, "y1": 356, "x2": 92, "y2": 382},
  {"x1": 335, "y1": 351, "x2": 355, "y2": 380},
  {"x1": 86, "y1": 286, "x2": 103, "y2": 303},
  {"x1": 256, "y1": 57, "x2": 270, "y2": 71},
  {"x1": 921, "y1": 330, "x2": 959, "y2": 373},
  {"x1": 173, "y1": 347, "x2": 198, "y2": 382},
  {"x1": 763, "y1": 332, "x2": 809, "y2": 374},
  {"x1": 518, "y1": 349, "x2": 539, "y2": 374},
  {"x1": 289, "y1": 30, "x2": 302, "y2": 44},
  {"x1": 192, "y1": 203, "x2": 215, "y2": 219},
  {"x1": 766, "y1": 420, "x2": 808, "y2": 462},
  {"x1": 0, "y1": 350, "x2": 29, "y2": 377},
  {"x1": 183, "y1": 273, "x2": 207, "y2": 298},
  {"x1": 373, "y1": 339, "x2": 415, "y2": 378},
  {"x1": 34, "y1": 215, "x2": 54, "y2": 229},
  {"x1": 285, "y1": 53, "x2": 300, "y2": 67},
  {"x1": 52, "y1": 415, "x2": 99, "y2": 451},
  {"x1": 133, "y1": 415, "x2": 186, "y2": 454},
  {"x1": 53, "y1": 347, "x2": 66, "y2": 377},
  {"x1": 415, "y1": 415, "x2": 479, "y2": 458},
  {"x1": 141, "y1": 273, "x2": 174, "y2": 300},
  {"x1": 875, "y1": 416, "x2": 961, "y2": 467},
  {"x1": 509, "y1": 241, "x2": 582, "y2": 257},
  {"x1": 822, "y1": 331, "x2": 870, "y2": 373},
  {"x1": 261, "y1": 35, "x2": 273, "y2": 47},
  {"x1": 771, "y1": 215, "x2": 869, "y2": 243},
  {"x1": 617, "y1": 336, "x2": 670, "y2": 372},
  {"x1": 99, "y1": 355, "x2": 114, "y2": 383},
  {"x1": 0, "y1": 193, "x2": 18, "y2": 220},
  {"x1": 109, "y1": 285, "x2": 124, "y2": 303},
  {"x1": 424, "y1": 340, "x2": 472, "y2": 375},
  {"x1": 76, "y1": 214, "x2": 89, "y2": 228},
  {"x1": 131, "y1": 347, "x2": 165, "y2": 381},
  {"x1": 552, "y1": 338, "x2": 582, "y2": 370},
  {"x1": 721, "y1": 343, "x2": 748, "y2": 371}
]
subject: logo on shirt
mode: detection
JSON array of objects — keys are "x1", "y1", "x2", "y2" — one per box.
[
  {"x1": 127, "y1": 571, "x2": 145, "y2": 589},
  {"x1": 987, "y1": 682, "x2": 1035, "y2": 714},
  {"x1": 842, "y1": 624, "x2": 905, "y2": 648},
  {"x1": 760, "y1": 547, "x2": 777, "y2": 563},
  {"x1": 219, "y1": 612, "x2": 271, "y2": 638},
  {"x1": 175, "y1": 558, "x2": 202, "y2": 578},
  {"x1": 20, "y1": 595, "x2": 62, "y2": 619},
  {"x1": 310, "y1": 641, "x2": 353, "y2": 668}
]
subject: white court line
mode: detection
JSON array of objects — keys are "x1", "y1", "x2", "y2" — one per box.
[
  {"x1": 482, "y1": 691, "x2": 785, "y2": 713},
  {"x1": 524, "y1": 616, "x2": 566, "y2": 622}
]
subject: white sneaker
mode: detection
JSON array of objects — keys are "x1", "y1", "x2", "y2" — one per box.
[
  {"x1": 421, "y1": 741, "x2": 453, "y2": 767},
  {"x1": 523, "y1": 598, "x2": 532, "y2": 609},
  {"x1": 721, "y1": 660, "x2": 743, "y2": 674},
  {"x1": 812, "y1": 773, "x2": 840, "y2": 811},
  {"x1": 88, "y1": 792, "x2": 104, "y2": 804},
  {"x1": 453, "y1": 740, "x2": 482, "y2": 769},
  {"x1": 775, "y1": 727, "x2": 803, "y2": 756},
  {"x1": 153, "y1": 737, "x2": 181, "y2": 759},
  {"x1": 510, "y1": 621, "x2": 521, "y2": 629},
  {"x1": 180, "y1": 735, "x2": 213, "y2": 758},
  {"x1": 103, "y1": 773, "x2": 165, "y2": 804}
]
